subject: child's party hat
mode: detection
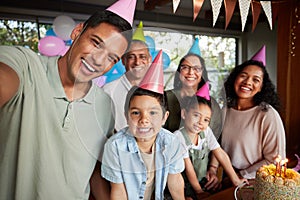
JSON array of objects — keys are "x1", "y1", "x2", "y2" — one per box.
[
  {"x1": 139, "y1": 50, "x2": 164, "y2": 94},
  {"x1": 196, "y1": 82, "x2": 210, "y2": 100}
]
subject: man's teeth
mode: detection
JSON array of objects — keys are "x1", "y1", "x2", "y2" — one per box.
[{"x1": 81, "y1": 59, "x2": 95, "y2": 72}]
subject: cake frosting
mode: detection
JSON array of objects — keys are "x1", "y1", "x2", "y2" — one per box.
[{"x1": 254, "y1": 164, "x2": 300, "y2": 200}]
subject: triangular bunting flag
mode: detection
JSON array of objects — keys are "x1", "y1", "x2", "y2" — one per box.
[
  {"x1": 210, "y1": 0, "x2": 223, "y2": 26},
  {"x1": 173, "y1": 0, "x2": 181, "y2": 13},
  {"x1": 260, "y1": 1, "x2": 273, "y2": 30},
  {"x1": 193, "y1": 0, "x2": 205, "y2": 21},
  {"x1": 238, "y1": 0, "x2": 251, "y2": 31},
  {"x1": 224, "y1": 0, "x2": 237, "y2": 29},
  {"x1": 251, "y1": 0, "x2": 261, "y2": 32}
]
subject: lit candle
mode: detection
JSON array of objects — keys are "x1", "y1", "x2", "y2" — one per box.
[
  {"x1": 283, "y1": 158, "x2": 288, "y2": 177},
  {"x1": 275, "y1": 155, "x2": 282, "y2": 176}
]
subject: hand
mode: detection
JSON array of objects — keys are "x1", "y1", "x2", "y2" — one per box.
[
  {"x1": 233, "y1": 178, "x2": 249, "y2": 187},
  {"x1": 204, "y1": 170, "x2": 221, "y2": 191}
]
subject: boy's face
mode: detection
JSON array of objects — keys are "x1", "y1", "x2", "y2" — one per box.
[
  {"x1": 127, "y1": 95, "x2": 169, "y2": 142},
  {"x1": 182, "y1": 103, "x2": 211, "y2": 134}
]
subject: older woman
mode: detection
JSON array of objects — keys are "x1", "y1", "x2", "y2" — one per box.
[{"x1": 164, "y1": 53, "x2": 222, "y2": 139}]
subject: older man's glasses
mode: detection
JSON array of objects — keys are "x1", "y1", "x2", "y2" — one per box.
[{"x1": 180, "y1": 64, "x2": 202, "y2": 73}]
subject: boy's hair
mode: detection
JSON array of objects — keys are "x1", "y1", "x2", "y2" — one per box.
[
  {"x1": 124, "y1": 86, "x2": 167, "y2": 116},
  {"x1": 83, "y1": 10, "x2": 132, "y2": 44},
  {"x1": 181, "y1": 95, "x2": 212, "y2": 112}
]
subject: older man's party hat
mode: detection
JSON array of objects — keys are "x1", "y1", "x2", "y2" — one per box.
[
  {"x1": 132, "y1": 21, "x2": 146, "y2": 42},
  {"x1": 188, "y1": 38, "x2": 201, "y2": 56},
  {"x1": 139, "y1": 50, "x2": 164, "y2": 94},
  {"x1": 106, "y1": 0, "x2": 137, "y2": 26},
  {"x1": 251, "y1": 45, "x2": 266, "y2": 66},
  {"x1": 196, "y1": 82, "x2": 210, "y2": 100}
]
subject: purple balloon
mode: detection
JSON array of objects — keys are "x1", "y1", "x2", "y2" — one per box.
[{"x1": 38, "y1": 36, "x2": 65, "y2": 56}]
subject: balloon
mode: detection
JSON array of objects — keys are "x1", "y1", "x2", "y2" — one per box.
[
  {"x1": 162, "y1": 51, "x2": 171, "y2": 70},
  {"x1": 104, "y1": 60, "x2": 126, "y2": 83},
  {"x1": 38, "y1": 36, "x2": 65, "y2": 56},
  {"x1": 93, "y1": 76, "x2": 107, "y2": 87},
  {"x1": 59, "y1": 45, "x2": 70, "y2": 56},
  {"x1": 145, "y1": 36, "x2": 156, "y2": 54},
  {"x1": 65, "y1": 39, "x2": 73, "y2": 46},
  {"x1": 151, "y1": 50, "x2": 171, "y2": 70},
  {"x1": 45, "y1": 28, "x2": 56, "y2": 36},
  {"x1": 53, "y1": 15, "x2": 75, "y2": 41}
]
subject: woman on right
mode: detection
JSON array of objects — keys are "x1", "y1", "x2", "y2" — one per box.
[{"x1": 220, "y1": 59, "x2": 286, "y2": 179}]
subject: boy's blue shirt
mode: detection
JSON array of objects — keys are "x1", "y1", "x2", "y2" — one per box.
[{"x1": 101, "y1": 127, "x2": 185, "y2": 200}]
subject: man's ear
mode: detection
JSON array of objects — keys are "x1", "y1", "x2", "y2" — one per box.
[
  {"x1": 181, "y1": 109, "x2": 186, "y2": 120},
  {"x1": 70, "y1": 23, "x2": 84, "y2": 40}
]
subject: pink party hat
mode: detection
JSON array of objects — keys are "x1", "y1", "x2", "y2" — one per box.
[
  {"x1": 196, "y1": 82, "x2": 210, "y2": 100},
  {"x1": 251, "y1": 45, "x2": 266, "y2": 66},
  {"x1": 106, "y1": 0, "x2": 137, "y2": 26},
  {"x1": 139, "y1": 50, "x2": 164, "y2": 94}
]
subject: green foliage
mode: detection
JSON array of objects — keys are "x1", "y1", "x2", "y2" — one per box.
[{"x1": 0, "y1": 20, "x2": 50, "y2": 52}]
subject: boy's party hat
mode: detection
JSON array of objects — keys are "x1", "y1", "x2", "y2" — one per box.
[
  {"x1": 251, "y1": 45, "x2": 266, "y2": 66},
  {"x1": 106, "y1": 0, "x2": 137, "y2": 26},
  {"x1": 132, "y1": 21, "x2": 146, "y2": 42},
  {"x1": 196, "y1": 82, "x2": 210, "y2": 100},
  {"x1": 139, "y1": 50, "x2": 164, "y2": 94},
  {"x1": 188, "y1": 38, "x2": 201, "y2": 56}
]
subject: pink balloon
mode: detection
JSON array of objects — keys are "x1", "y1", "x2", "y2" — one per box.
[
  {"x1": 59, "y1": 45, "x2": 70, "y2": 56},
  {"x1": 38, "y1": 36, "x2": 65, "y2": 56}
]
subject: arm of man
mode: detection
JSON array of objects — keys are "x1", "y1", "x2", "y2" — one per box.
[
  {"x1": 110, "y1": 182, "x2": 127, "y2": 200},
  {"x1": 89, "y1": 161, "x2": 110, "y2": 200},
  {"x1": 0, "y1": 62, "x2": 19, "y2": 107},
  {"x1": 167, "y1": 173, "x2": 185, "y2": 200}
]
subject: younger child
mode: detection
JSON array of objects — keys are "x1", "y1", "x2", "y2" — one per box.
[
  {"x1": 174, "y1": 83, "x2": 247, "y2": 199},
  {"x1": 101, "y1": 51, "x2": 185, "y2": 200}
]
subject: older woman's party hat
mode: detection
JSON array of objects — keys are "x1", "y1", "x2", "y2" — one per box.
[
  {"x1": 188, "y1": 38, "x2": 201, "y2": 56},
  {"x1": 139, "y1": 50, "x2": 164, "y2": 94},
  {"x1": 106, "y1": 0, "x2": 137, "y2": 26},
  {"x1": 196, "y1": 82, "x2": 210, "y2": 100},
  {"x1": 132, "y1": 21, "x2": 146, "y2": 42},
  {"x1": 251, "y1": 45, "x2": 266, "y2": 66}
]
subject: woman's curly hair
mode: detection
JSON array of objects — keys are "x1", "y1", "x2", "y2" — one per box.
[{"x1": 224, "y1": 60, "x2": 281, "y2": 111}]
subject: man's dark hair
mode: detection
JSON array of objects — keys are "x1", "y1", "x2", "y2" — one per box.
[{"x1": 83, "y1": 10, "x2": 132, "y2": 43}]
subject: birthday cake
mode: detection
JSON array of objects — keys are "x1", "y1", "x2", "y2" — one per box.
[{"x1": 254, "y1": 164, "x2": 300, "y2": 200}]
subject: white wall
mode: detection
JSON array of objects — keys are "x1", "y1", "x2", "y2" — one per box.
[{"x1": 243, "y1": 22, "x2": 278, "y2": 85}]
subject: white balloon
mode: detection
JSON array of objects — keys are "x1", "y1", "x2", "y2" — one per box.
[{"x1": 53, "y1": 15, "x2": 75, "y2": 41}]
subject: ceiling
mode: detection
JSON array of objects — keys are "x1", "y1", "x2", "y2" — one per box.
[{"x1": 0, "y1": 0, "x2": 281, "y2": 32}]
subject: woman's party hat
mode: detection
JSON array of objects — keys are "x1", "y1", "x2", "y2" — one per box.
[{"x1": 251, "y1": 45, "x2": 266, "y2": 66}]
